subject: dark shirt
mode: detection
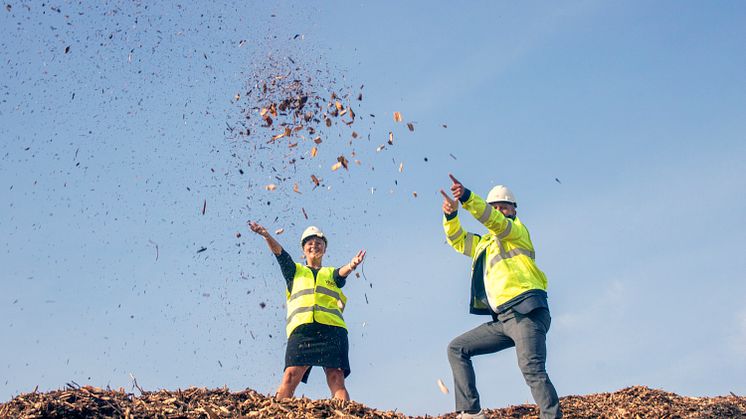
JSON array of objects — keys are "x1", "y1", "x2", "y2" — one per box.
[
  {"x1": 275, "y1": 249, "x2": 347, "y2": 293},
  {"x1": 496, "y1": 289, "x2": 549, "y2": 314}
]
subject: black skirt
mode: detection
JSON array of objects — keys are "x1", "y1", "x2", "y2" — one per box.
[{"x1": 285, "y1": 322, "x2": 350, "y2": 383}]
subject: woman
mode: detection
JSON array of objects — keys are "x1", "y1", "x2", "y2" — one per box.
[{"x1": 249, "y1": 221, "x2": 366, "y2": 400}]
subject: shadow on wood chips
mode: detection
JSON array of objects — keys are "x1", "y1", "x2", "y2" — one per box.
[{"x1": 1, "y1": 385, "x2": 745, "y2": 418}]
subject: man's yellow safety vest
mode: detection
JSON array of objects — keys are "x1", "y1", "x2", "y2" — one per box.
[
  {"x1": 443, "y1": 191, "x2": 547, "y2": 315},
  {"x1": 286, "y1": 264, "x2": 347, "y2": 337}
]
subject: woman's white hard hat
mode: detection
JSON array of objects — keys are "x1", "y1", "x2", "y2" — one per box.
[{"x1": 300, "y1": 226, "x2": 327, "y2": 246}]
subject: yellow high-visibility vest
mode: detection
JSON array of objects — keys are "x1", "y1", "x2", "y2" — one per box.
[
  {"x1": 443, "y1": 191, "x2": 547, "y2": 314},
  {"x1": 286, "y1": 264, "x2": 347, "y2": 337}
]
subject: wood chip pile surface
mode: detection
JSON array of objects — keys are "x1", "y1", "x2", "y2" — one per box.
[{"x1": 2, "y1": 385, "x2": 745, "y2": 418}]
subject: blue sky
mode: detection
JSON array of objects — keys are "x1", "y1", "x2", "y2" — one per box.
[{"x1": 2, "y1": 1, "x2": 745, "y2": 416}]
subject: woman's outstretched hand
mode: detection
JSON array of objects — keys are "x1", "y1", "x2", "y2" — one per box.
[
  {"x1": 249, "y1": 221, "x2": 270, "y2": 238},
  {"x1": 349, "y1": 250, "x2": 366, "y2": 270},
  {"x1": 249, "y1": 221, "x2": 283, "y2": 255},
  {"x1": 340, "y1": 250, "x2": 366, "y2": 278}
]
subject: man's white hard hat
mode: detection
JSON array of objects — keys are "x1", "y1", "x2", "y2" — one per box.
[
  {"x1": 486, "y1": 185, "x2": 517, "y2": 207},
  {"x1": 300, "y1": 226, "x2": 327, "y2": 246}
]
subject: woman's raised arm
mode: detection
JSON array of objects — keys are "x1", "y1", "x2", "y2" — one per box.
[{"x1": 249, "y1": 221, "x2": 283, "y2": 255}]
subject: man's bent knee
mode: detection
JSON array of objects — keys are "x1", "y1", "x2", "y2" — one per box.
[{"x1": 447, "y1": 338, "x2": 467, "y2": 361}]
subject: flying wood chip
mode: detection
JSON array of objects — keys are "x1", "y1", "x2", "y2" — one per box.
[
  {"x1": 407, "y1": 122, "x2": 414, "y2": 132},
  {"x1": 331, "y1": 162, "x2": 342, "y2": 171},
  {"x1": 301, "y1": 207, "x2": 308, "y2": 219},
  {"x1": 265, "y1": 184, "x2": 277, "y2": 191},
  {"x1": 437, "y1": 379, "x2": 449, "y2": 394},
  {"x1": 337, "y1": 155, "x2": 349, "y2": 170},
  {"x1": 393, "y1": 111, "x2": 402, "y2": 122},
  {"x1": 398, "y1": 162, "x2": 403, "y2": 172},
  {"x1": 313, "y1": 137, "x2": 322, "y2": 144},
  {"x1": 351, "y1": 131, "x2": 358, "y2": 139},
  {"x1": 388, "y1": 132, "x2": 394, "y2": 145},
  {"x1": 335, "y1": 101, "x2": 343, "y2": 111},
  {"x1": 202, "y1": 199, "x2": 206, "y2": 215},
  {"x1": 310, "y1": 146, "x2": 318, "y2": 157},
  {"x1": 64, "y1": 45, "x2": 70, "y2": 54},
  {"x1": 293, "y1": 183, "x2": 301, "y2": 193},
  {"x1": 270, "y1": 127, "x2": 292, "y2": 142},
  {"x1": 275, "y1": 228, "x2": 284, "y2": 235},
  {"x1": 412, "y1": 191, "x2": 418, "y2": 198},
  {"x1": 310, "y1": 175, "x2": 320, "y2": 187}
]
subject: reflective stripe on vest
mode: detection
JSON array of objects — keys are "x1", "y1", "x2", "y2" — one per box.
[
  {"x1": 286, "y1": 304, "x2": 344, "y2": 325},
  {"x1": 497, "y1": 219, "x2": 512, "y2": 239},
  {"x1": 314, "y1": 285, "x2": 342, "y2": 301},
  {"x1": 448, "y1": 227, "x2": 465, "y2": 242},
  {"x1": 463, "y1": 233, "x2": 475, "y2": 256},
  {"x1": 288, "y1": 288, "x2": 314, "y2": 302},
  {"x1": 288, "y1": 285, "x2": 341, "y2": 302},
  {"x1": 488, "y1": 247, "x2": 535, "y2": 268},
  {"x1": 477, "y1": 205, "x2": 492, "y2": 223}
]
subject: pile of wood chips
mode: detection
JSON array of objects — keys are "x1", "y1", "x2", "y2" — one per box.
[
  {"x1": 456, "y1": 386, "x2": 746, "y2": 419},
  {"x1": 0, "y1": 386, "x2": 405, "y2": 419},
  {"x1": 2, "y1": 385, "x2": 745, "y2": 418}
]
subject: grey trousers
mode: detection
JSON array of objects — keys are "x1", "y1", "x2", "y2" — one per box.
[{"x1": 447, "y1": 308, "x2": 562, "y2": 418}]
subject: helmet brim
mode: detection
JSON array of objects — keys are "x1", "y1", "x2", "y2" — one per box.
[
  {"x1": 301, "y1": 235, "x2": 327, "y2": 247},
  {"x1": 487, "y1": 200, "x2": 517, "y2": 208}
]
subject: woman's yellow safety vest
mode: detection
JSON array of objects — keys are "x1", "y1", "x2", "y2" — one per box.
[{"x1": 285, "y1": 264, "x2": 347, "y2": 337}]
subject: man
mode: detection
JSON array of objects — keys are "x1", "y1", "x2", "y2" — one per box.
[{"x1": 440, "y1": 174, "x2": 561, "y2": 419}]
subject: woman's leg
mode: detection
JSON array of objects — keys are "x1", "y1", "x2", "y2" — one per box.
[
  {"x1": 276, "y1": 365, "x2": 310, "y2": 399},
  {"x1": 323, "y1": 367, "x2": 349, "y2": 401}
]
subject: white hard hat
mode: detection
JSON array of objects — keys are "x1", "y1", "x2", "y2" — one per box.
[
  {"x1": 486, "y1": 185, "x2": 517, "y2": 207},
  {"x1": 300, "y1": 226, "x2": 327, "y2": 246}
]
